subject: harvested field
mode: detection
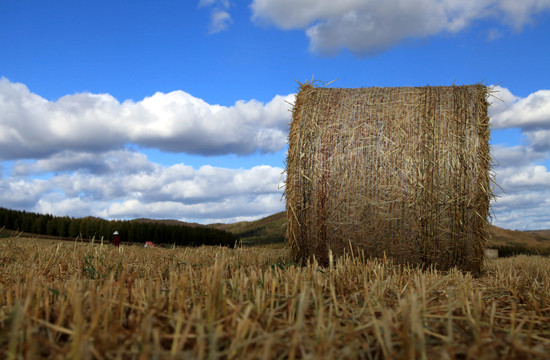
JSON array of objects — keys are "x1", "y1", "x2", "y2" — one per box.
[{"x1": 1, "y1": 238, "x2": 549, "y2": 359}]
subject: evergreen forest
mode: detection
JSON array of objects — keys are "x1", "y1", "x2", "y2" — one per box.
[{"x1": 0, "y1": 207, "x2": 238, "y2": 247}]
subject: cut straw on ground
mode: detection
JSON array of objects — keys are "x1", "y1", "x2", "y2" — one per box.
[{"x1": 1, "y1": 238, "x2": 549, "y2": 359}]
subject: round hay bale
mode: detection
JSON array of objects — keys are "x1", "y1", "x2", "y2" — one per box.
[{"x1": 285, "y1": 83, "x2": 493, "y2": 273}]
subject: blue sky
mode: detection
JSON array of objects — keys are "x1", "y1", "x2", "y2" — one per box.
[{"x1": 1, "y1": 0, "x2": 549, "y2": 229}]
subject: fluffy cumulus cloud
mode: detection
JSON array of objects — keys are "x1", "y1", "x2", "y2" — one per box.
[
  {"x1": 490, "y1": 86, "x2": 550, "y2": 152},
  {"x1": 0, "y1": 77, "x2": 291, "y2": 223},
  {"x1": 491, "y1": 191, "x2": 550, "y2": 230},
  {"x1": 0, "y1": 178, "x2": 54, "y2": 209},
  {"x1": 490, "y1": 87, "x2": 550, "y2": 129},
  {"x1": 0, "y1": 77, "x2": 293, "y2": 160},
  {"x1": 492, "y1": 146, "x2": 550, "y2": 192},
  {"x1": 1, "y1": 150, "x2": 285, "y2": 223},
  {"x1": 11, "y1": 150, "x2": 155, "y2": 176},
  {"x1": 490, "y1": 162, "x2": 550, "y2": 230},
  {"x1": 250, "y1": 0, "x2": 550, "y2": 55},
  {"x1": 489, "y1": 86, "x2": 550, "y2": 229}
]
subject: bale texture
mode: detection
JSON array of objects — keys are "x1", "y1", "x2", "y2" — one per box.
[
  {"x1": 285, "y1": 84, "x2": 492, "y2": 273},
  {"x1": 484, "y1": 248, "x2": 499, "y2": 259}
]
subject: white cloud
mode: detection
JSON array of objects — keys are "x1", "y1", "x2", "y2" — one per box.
[
  {"x1": 497, "y1": 0, "x2": 550, "y2": 28},
  {"x1": 123, "y1": 163, "x2": 284, "y2": 204},
  {"x1": 526, "y1": 129, "x2": 550, "y2": 151},
  {"x1": 2, "y1": 148, "x2": 285, "y2": 223},
  {"x1": 250, "y1": 0, "x2": 550, "y2": 55},
  {"x1": 209, "y1": 10, "x2": 233, "y2": 33},
  {"x1": 0, "y1": 78, "x2": 294, "y2": 160},
  {"x1": 11, "y1": 149, "x2": 155, "y2": 176},
  {"x1": 0, "y1": 76, "x2": 288, "y2": 223},
  {"x1": 199, "y1": 0, "x2": 230, "y2": 8},
  {"x1": 475, "y1": 85, "x2": 550, "y2": 229},
  {"x1": 497, "y1": 164, "x2": 550, "y2": 192},
  {"x1": 490, "y1": 143, "x2": 550, "y2": 230},
  {"x1": 492, "y1": 145, "x2": 547, "y2": 168},
  {"x1": 491, "y1": 198, "x2": 550, "y2": 230},
  {"x1": 0, "y1": 178, "x2": 54, "y2": 209},
  {"x1": 35, "y1": 195, "x2": 96, "y2": 219},
  {"x1": 102, "y1": 193, "x2": 283, "y2": 224},
  {"x1": 199, "y1": 0, "x2": 233, "y2": 33},
  {"x1": 493, "y1": 192, "x2": 546, "y2": 211},
  {"x1": 490, "y1": 87, "x2": 550, "y2": 129},
  {"x1": 488, "y1": 86, "x2": 520, "y2": 118},
  {"x1": 490, "y1": 85, "x2": 550, "y2": 152}
]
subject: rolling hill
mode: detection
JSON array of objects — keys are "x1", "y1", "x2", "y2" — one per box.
[
  {"x1": 131, "y1": 213, "x2": 287, "y2": 246},
  {"x1": 209, "y1": 212, "x2": 287, "y2": 245},
  {"x1": 488, "y1": 226, "x2": 550, "y2": 251},
  {"x1": 209, "y1": 212, "x2": 550, "y2": 250}
]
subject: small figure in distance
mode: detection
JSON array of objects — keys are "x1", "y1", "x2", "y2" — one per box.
[{"x1": 113, "y1": 231, "x2": 121, "y2": 247}]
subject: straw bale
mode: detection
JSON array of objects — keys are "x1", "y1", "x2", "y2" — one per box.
[
  {"x1": 285, "y1": 83, "x2": 493, "y2": 274},
  {"x1": 484, "y1": 248, "x2": 498, "y2": 259}
]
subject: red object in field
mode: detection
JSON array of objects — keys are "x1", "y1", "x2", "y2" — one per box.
[
  {"x1": 145, "y1": 241, "x2": 154, "y2": 248},
  {"x1": 113, "y1": 231, "x2": 120, "y2": 247}
]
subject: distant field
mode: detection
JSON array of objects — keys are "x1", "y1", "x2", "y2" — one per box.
[{"x1": 1, "y1": 237, "x2": 549, "y2": 359}]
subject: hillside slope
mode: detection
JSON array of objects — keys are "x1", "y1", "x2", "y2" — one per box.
[
  {"x1": 132, "y1": 218, "x2": 205, "y2": 228},
  {"x1": 132, "y1": 213, "x2": 288, "y2": 246},
  {"x1": 488, "y1": 226, "x2": 550, "y2": 248},
  {"x1": 211, "y1": 212, "x2": 286, "y2": 245},
  {"x1": 210, "y1": 212, "x2": 550, "y2": 249}
]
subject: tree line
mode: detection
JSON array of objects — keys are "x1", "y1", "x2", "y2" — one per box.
[{"x1": 0, "y1": 207, "x2": 238, "y2": 247}]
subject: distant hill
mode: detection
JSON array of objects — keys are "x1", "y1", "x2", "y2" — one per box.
[
  {"x1": 210, "y1": 212, "x2": 286, "y2": 246},
  {"x1": 132, "y1": 218, "x2": 205, "y2": 228},
  {"x1": 488, "y1": 226, "x2": 550, "y2": 249},
  {"x1": 207, "y1": 211, "x2": 550, "y2": 250},
  {"x1": 526, "y1": 229, "x2": 550, "y2": 238},
  {"x1": 131, "y1": 213, "x2": 288, "y2": 246}
]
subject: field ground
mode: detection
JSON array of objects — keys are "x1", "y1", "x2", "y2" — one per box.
[{"x1": 1, "y1": 237, "x2": 549, "y2": 359}]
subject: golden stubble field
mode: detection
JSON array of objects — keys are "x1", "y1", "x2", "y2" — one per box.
[{"x1": 1, "y1": 238, "x2": 549, "y2": 359}]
